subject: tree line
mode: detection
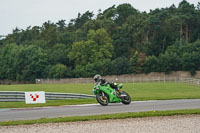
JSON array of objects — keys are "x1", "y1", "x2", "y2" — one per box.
[{"x1": 0, "y1": 0, "x2": 200, "y2": 82}]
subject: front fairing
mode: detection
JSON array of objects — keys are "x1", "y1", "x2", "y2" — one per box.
[
  {"x1": 93, "y1": 83, "x2": 99, "y2": 95},
  {"x1": 93, "y1": 82, "x2": 122, "y2": 103},
  {"x1": 93, "y1": 82, "x2": 110, "y2": 94}
]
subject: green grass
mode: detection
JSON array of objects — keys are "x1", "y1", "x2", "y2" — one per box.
[
  {"x1": 0, "y1": 83, "x2": 200, "y2": 108},
  {"x1": 1, "y1": 109, "x2": 200, "y2": 126},
  {"x1": 0, "y1": 99, "x2": 97, "y2": 108},
  {"x1": 124, "y1": 83, "x2": 200, "y2": 100},
  {"x1": 0, "y1": 83, "x2": 94, "y2": 94}
]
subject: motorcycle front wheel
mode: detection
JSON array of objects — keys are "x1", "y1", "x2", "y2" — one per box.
[
  {"x1": 96, "y1": 92, "x2": 109, "y2": 106},
  {"x1": 121, "y1": 91, "x2": 131, "y2": 105}
]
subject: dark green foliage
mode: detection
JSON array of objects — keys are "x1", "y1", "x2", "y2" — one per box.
[
  {"x1": 115, "y1": 3, "x2": 138, "y2": 25},
  {"x1": 182, "y1": 52, "x2": 200, "y2": 75},
  {"x1": 144, "y1": 40, "x2": 200, "y2": 74},
  {"x1": 110, "y1": 56, "x2": 131, "y2": 75},
  {"x1": 48, "y1": 64, "x2": 68, "y2": 78},
  {"x1": 15, "y1": 45, "x2": 48, "y2": 81},
  {"x1": 0, "y1": 1, "x2": 200, "y2": 81},
  {"x1": 48, "y1": 43, "x2": 70, "y2": 65},
  {"x1": 158, "y1": 53, "x2": 181, "y2": 73},
  {"x1": 0, "y1": 43, "x2": 19, "y2": 80},
  {"x1": 144, "y1": 56, "x2": 159, "y2": 73},
  {"x1": 0, "y1": 44, "x2": 48, "y2": 81}
]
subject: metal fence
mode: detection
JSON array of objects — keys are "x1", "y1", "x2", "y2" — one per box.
[
  {"x1": 0, "y1": 91, "x2": 95, "y2": 102},
  {"x1": 117, "y1": 77, "x2": 200, "y2": 85},
  {"x1": 36, "y1": 77, "x2": 200, "y2": 85}
]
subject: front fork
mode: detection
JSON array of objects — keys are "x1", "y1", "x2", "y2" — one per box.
[
  {"x1": 101, "y1": 92, "x2": 108, "y2": 100},
  {"x1": 102, "y1": 91, "x2": 105, "y2": 97}
]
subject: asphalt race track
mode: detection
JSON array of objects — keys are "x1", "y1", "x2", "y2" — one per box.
[{"x1": 0, "y1": 99, "x2": 200, "y2": 121}]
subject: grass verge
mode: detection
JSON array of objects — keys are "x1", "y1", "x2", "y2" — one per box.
[
  {"x1": 0, "y1": 83, "x2": 200, "y2": 108},
  {"x1": 0, "y1": 99, "x2": 97, "y2": 108},
  {"x1": 1, "y1": 109, "x2": 200, "y2": 126}
]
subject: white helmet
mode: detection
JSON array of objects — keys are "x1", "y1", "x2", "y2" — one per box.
[{"x1": 93, "y1": 74, "x2": 101, "y2": 82}]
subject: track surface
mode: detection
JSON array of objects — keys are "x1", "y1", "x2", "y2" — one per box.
[{"x1": 0, "y1": 99, "x2": 200, "y2": 121}]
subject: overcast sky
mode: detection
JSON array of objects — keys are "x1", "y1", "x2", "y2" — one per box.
[{"x1": 0, "y1": 0, "x2": 199, "y2": 36}]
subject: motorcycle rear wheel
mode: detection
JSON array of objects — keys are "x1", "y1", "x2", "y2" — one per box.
[
  {"x1": 96, "y1": 92, "x2": 109, "y2": 106},
  {"x1": 121, "y1": 91, "x2": 131, "y2": 105}
]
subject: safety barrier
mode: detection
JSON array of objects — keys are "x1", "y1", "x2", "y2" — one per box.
[{"x1": 0, "y1": 91, "x2": 95, "y2": 102}]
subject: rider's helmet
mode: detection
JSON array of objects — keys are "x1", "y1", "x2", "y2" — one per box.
[{"x1": 93, "y1": 74, "x2": 101, "y2": 82}]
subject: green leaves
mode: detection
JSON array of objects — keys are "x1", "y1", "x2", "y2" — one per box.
[
  {"x1": 69, "y1": 29, "x2": 113, "y2": 66},
  {"x1": 69, "y1": 40, "x2": 98, "y2": 66},
  {"x1": 144, "y1": 56, "x2": 159, "y2": 73},
  {"x1": 0, "y1": 44, "x2": 48, "y2": 81},
  {"x1": 182, "y1": 52, "x2": 200, "y2": 75},
  {"x1": 48, "y1": 64, "x2": 69, "y2": 78},
  {"x1": 143, "y1": 40, "x2": 200, "y2": 74},
  {"x1": 87, "y1": 28, "x2": 113, "y2": 45},
  {"x1": 16, "y1": 45, "x2": 48, "y2": 81},
  {"x1": 0, "y1": 43, "x2": 19, "y2": 80},
  {"x1": 0, "y1": 1, "x2": 200, "y2": 80}
]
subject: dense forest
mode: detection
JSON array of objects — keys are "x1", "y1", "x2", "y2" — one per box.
[{"x1": 0, "y1": 0, "x2": 200, "y2": 82}]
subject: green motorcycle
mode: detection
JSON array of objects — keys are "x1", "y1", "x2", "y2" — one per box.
[{"x1": 93, "y1": 82, "x2": 131, "y2": 106}]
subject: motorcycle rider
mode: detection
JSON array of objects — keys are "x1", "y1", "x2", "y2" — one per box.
[{"x1": 93, "y1": 74, "x2": 120, "y2": 93}]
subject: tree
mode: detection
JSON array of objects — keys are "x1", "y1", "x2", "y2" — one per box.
[
  {"x1": 178, "y1": 0, "x2": 196, "y2": 42},
  {"x1": 126, "y1": 12, "x2": 149, "y2": 52},
  {"x1": 102, "y1": 5, "x2": 117, "y2": 19},
  {"x1": 68, "y1": 40, "x2": 98, "y2": 66},
  {"x1": 0, "y1": 1, "x2": 200, "y2": 80},
  {"x1": 87, "y1": 28, "x2": 112, "y2": 45},
  {"x1": 57, "y1": 30, "x2": 74, "y2": 46},
  {"x1": 3, "y1": 27, "x2": 22, "y2": 45},
  {"x1": 48, "y1": 64, "x2": 68, "y2": 78},
  {"x1": 40, "y1": 21, "x2": 58, "y2": 46},
  {"x1": 56, "y1": 20, "x2": 66, "y2": 32},
  {"x1": 129, "y1": 51, "x2": 139, "y2": 73},
  {"x1": 129, "y1": 51, "x2": 146, "y2": 73},
  {"x1": 48, "y1": 43, "x2": 69, "y2": 65},
  {"x1": 72, "y1": 11, "x2": 94, "y2": 29},
  {"x1": 158, "y1": 53, "x2": 181, "y2": 73},
  {"x1": 69, "y1": 29, "x2": 113, "y2": 66},
  {"x1": 15, "y1": 45, "x2": 48, "y2": 81},
  {"x1": 110, "y1": 57, "x2": 130, "y2": 75},
  {"x1": 115, "y1": 4, "x2": 138, "y2": 25},
  {"x1": 182, "y1": 52, "x2": 200, "y2": 75},
  {"x1": 0, "y1": 43, "x2": 19, "y2": 80},
  {"x1": 144, "y1": 56, "x2": 159, "y2": 73}
]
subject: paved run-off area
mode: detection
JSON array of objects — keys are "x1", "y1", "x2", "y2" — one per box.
[{"x1": 1, "y1": 115, "x2": 200, "y2": 133}]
